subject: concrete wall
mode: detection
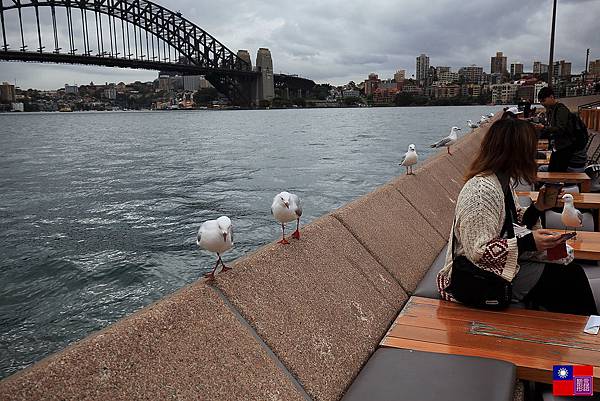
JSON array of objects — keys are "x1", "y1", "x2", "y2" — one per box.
[
  {"x1": 560, "y1": 94, "x2": 600, "y2": 112},
  {"x1": 0, "y1": 116, "x2": 495, "y2": 401}
]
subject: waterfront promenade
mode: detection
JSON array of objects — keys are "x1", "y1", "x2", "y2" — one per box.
[{"x1": 1, "y1": 95, "x2": 600, "y2": 400}]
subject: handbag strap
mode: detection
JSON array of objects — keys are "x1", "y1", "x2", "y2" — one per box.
[{"x1": 452, "y1": 173, "x2": 516, "y2": 259}]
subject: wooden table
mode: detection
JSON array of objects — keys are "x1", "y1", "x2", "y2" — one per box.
[
  {"x1": 547, "y1": 230, "x2": 600, "y2": 260},
  {"x1": 538, "y1": 139, "x2": 549, "y2": 151},
  {"x1": 537, "y1": 172, "x2": 592, "y2": 192},
  {"x1": 518, "y1": 191, "x2": 600, "y2": 210},
  {"x1": 382, "y1": 296, "x2": 600, "y2": 387}
]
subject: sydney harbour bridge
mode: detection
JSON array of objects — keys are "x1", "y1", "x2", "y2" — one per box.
[{"x1": 0, "y1": 0, "x2": 315, "y2": 107}]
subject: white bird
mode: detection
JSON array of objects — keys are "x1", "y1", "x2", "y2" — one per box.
[
  {"x1": 430, "y1": 127, "x2": 461, "y2": 155},
  {"x1": 561, "y1": 194, "x2": 583, "y2": 233},
  {"x1": 399, "y1": 144, "x2": 418, "y2": 175},
  {"x1": 479, "y1": 115, "x2": 489, "y2": 125},
  {"x1": 271, "y1": 191, "x2": 303, "y2": 244},
  {"x1": 488, "y1": 112, "x2": 495, "y2": 118},
  {"x1": 467, "y1": 120, "x2": 479, "y2": 130},
  {"x1": 197, "y1": 216, "x2": 233, "y2": 280}
]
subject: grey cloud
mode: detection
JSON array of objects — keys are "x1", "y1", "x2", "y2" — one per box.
[{"x1": 0, "y1": 0, "x2": 598, "y2": 89}]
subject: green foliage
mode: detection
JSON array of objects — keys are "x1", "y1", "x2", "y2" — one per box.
[{"x1": 193, "y1": 88, "x2": 219, "y2": 105}]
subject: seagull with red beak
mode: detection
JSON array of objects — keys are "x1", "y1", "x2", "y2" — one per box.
[
  {"x1": 197, "y1": 216, "x2": 233, "y2": 280},
  {"x1": 271, "y1": 191, "x2": 303, "y2": 244}
]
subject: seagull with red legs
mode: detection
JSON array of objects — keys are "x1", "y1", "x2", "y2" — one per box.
[
  {"x1": 197, "y1": 216, "x2": 233, "y2": 281},
  {"x1": 271, "y1": 191, "x2": 303, "y2": 245},
  {"x1": 430, "y1": 126, "x2": 460, "y2": 155}
]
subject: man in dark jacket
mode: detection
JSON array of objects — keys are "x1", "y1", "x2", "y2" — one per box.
[{"x1": 536, "y1": 87, "x2": 587, "y2": 172}]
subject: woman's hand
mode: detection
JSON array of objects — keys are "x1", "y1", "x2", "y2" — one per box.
[{"x1": 532, "y1": 229, "x2": 566, "y2": 251}]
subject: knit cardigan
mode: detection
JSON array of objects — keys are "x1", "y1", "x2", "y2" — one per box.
[{"x1": 437, "y1": 174, "x2": 529, "y2": 301}]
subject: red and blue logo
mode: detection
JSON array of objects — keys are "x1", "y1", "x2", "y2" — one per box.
[{"x1": 553, "y1": 365, "x2": 593, "y2": 396}]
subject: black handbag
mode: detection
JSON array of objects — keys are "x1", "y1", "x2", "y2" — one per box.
[{"x1": 445, "y1": 173, "x2": 516, "y2": 310}]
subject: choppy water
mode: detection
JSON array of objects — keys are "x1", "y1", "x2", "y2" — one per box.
[{"x1": 0, "y1": 106, "x2": 497, "y2": 378}]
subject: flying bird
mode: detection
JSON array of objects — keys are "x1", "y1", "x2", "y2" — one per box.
[
  {"x1": 197, "y1": 216, "x2": 233, "y2": 280},
  {"x1": 430, "y1": 127, "x2": 460, "y2": 155},
  {"x1": 561, "y1": 194, "x2": 583, "y2": 233},
  {"x1": 271, "y1": 191, "x2": 302, "y2": 244},
  {"x1": 399, "y1": 144, "x2": 418, "y2": 175}
]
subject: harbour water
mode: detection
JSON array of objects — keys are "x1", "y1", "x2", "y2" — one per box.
[{"x1": 0, "y1": 106, "x2": 498, "y2": 378}]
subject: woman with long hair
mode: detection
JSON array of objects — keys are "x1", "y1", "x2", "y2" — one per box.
[{"x1": 437, "y1": 116, "x2": 597, "y2": 315}]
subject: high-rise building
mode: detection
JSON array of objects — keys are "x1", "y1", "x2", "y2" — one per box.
[
  {"x1": 491, "y1": 52, "x2": 507, "y2": 74},
  {"x1": 183, "y1": 75, "x2": 213, "y2": 91},
  {"x1": 510, "y1": 63, "x2": 524, "y2": 77},
  {"x1": 0, "y1": 82, "x2": 16, "y2": 102},
  {"x1": 364, "y1": 73, "x2": 381, "y2": 96},
  {"x1": 255, "y1": 48, "x2": 274, "y2": 102},
  {"x1": 394, "y1": 69, "x2": 406, "y2": 83},
  {"x1": 458, "y1": 65, "x2": 484, "y2": 84},
  {"x1": 533, "y1": 61, "x2": 549, "y2": 75},
  {"x1": 416, "y1": 54, "x2": 430, "y2": 83},
  {"x1": 553, "y1": 60, "x2": 572, "y2": 78},
  {"x1": 435, "y1": 66, "x2": 450, "y2": 77},
  {"x1": 589, "y1": 59, "x2": 600, "y2": 79}
]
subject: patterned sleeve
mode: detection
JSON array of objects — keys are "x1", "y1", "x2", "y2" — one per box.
[{"x1": 456, "y1": 178, "x2": 520, "y2": 282}]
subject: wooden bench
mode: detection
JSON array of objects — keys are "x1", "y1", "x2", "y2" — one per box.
[
  {"x1": 536, "y1": 172, "x2": 592, "y2": 192},
  {"x1": 381, "y1": 296, "x2": 600, "y2": 388}
]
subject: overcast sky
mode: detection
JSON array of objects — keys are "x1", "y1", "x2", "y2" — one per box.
[{"x1": 0, "y1": 0, "x2": 598, "y2": 89}]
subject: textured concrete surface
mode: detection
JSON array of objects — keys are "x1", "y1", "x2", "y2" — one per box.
[
  {"x1": 560, "y1": 94, "x2": 600, "y2": 112},
  {"x1": 333, "y1": 184, "x2": 446, "y2": 292},
  {"x1": 215, "y1": 216, "x2": 407, "y2": 401},
  {"x1": 390, "y1": 173, "x2": 456, "y2": 240},
  {"x1": 418, "y1": 156, "x2": 465, "y2": 200},
  {"x1": 0, "y1": 284, "x2": 307, "y2": 401}
]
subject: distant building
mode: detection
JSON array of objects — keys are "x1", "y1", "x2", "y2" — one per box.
[
  {"x1": 65, "y1": 84, "x2": 79, "y2": 95},
  {"x1": 11, "y1": 102, "x2": 24, "y2": 112},
  {"x1": 401, "y1": 82, "x2": 423, "y2": 95},
  {"x1": 491, "y1": 52, "x2": 507, "y2": 74},
  {"x1": 394, "y1": 69, "x2": 406, "y2": 83},
  {"x1": 379, "y1": 78, "x2": 399, "y2": 90},
  {"x1": 438, "y1": 71, "x2": 459, "y2": 83},
  {"x1": 589, "y1": 59, "x2": 600, "y2": 79},
  {"x1": 416, "y1": 54, "x2": 430, "y2": 83},
  {"x1": 435, "y1": 66, "x2": 450, "y2": 80},
  {"x1": 373, "y1": 87, "x2": 400, "y2": 104},
  {"x1": 158, "y1": 74, "x2": 172, "y2": 91},
  {"x1": 491, "y1": 83, "x2": 519, "y2": 104},
  {"x1": 103, "y1": 85, "x2": 117, "y2": 100},
  {"x1": 553, "y1": 60, "x2": 572, "y2": 78},
  {"x1": 510, "y1": 63, "x2": 524, "y2": 77},
  {"x1": 459, "y1": 65, "x2": 484, "y2": 84},
  {"x1": 533, "y1": 61, "x2": 549, "y2": 75},
  {"x1": 0, "y1": 82, "x2": 16, "y2": 102},
  {"x1": 461, "y1": 83, "x2": 481, "y2": 97},
  {"x1": 431, "y1": 83, "x2": 460, "y2": 99},
  {"x1": 342, "y1": 89, "x2": 360, "y2": 98},
  {"x1": 364, "y1": 73, "x2": 381, "y2": 96}
]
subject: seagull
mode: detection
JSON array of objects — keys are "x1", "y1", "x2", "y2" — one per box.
[
  {"x1": 271, "y1": 191, "x2": 302, "y2": 244},
  {"x1": 561, "y1": 194, "x2": 583, "y2": 233},
  {"x1": 467, "y1": 120, "x2": 479, "y2": 130},
  {"x1": 430, "y1": 127, "x2": 460, "y2": 155},
  {"x1": 487, "y1": 112, "x2": 495, "y2": 118},
  {"x1": 479, "y1": 115, "x2": 489, "y2": 125},
  {"x1": 399, "y1": 144, "x2": 418, "y2": 175},
  {"x1": 197, "y1": 216, "x2": 233, "y2": 280}
]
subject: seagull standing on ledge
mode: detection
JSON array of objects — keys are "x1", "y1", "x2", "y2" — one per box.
[
  {"x1": 488, "y1": 112, "x2": 495, "y2": 118},
  {"x1": 479, "y1": 115, "x2": 489, "y2": 125},
  {"x1": 271, "y1": 191, "x2": 302, "y2": 244},
  {"x1": 430, "y1": 127, "x2": 460, "y2": 155},
  {"x1": 561, "y1": 194, "x2": 583, "y2": 233},
  {"x1": 197, "y1": 216, "x2": 233, "y2": 280},
  {"x1": 399, "y1": 144, "x2": 418, "y2": 175},
  {"x1": 467, "y1": 120, "x2": 479, "y2": 130}
]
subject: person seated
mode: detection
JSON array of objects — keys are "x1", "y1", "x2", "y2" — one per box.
[{"x1": 437, "y1": 118, "x2": 597, "y2": 315}]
